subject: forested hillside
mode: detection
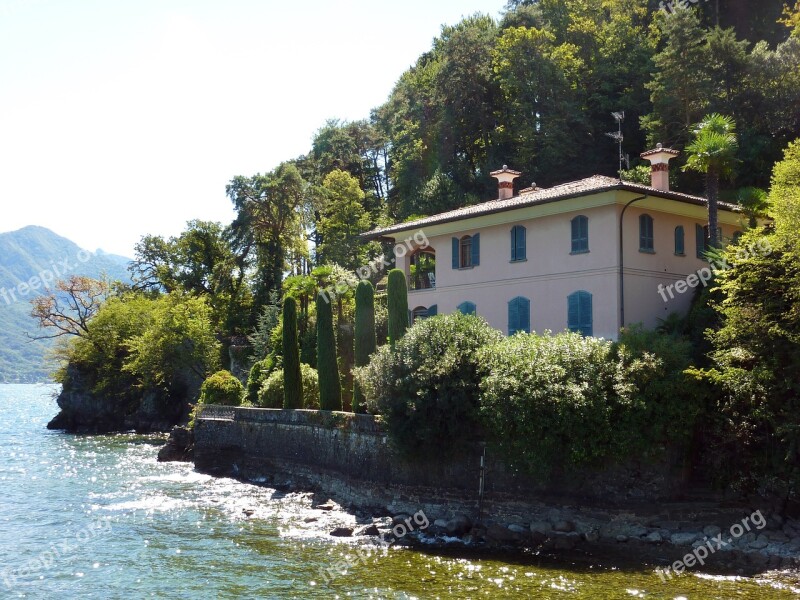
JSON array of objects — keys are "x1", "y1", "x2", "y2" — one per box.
[{"x1": 0, "y1": 226, "x2": 130, "y2": 382}]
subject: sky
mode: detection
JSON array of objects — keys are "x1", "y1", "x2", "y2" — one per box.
[{"x1": 0, "y1": 0, "x2": 506, "y2": 257}]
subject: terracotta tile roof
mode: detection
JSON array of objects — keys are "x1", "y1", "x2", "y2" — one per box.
[{"x1": 363, "y1": 175, "x2": 740, "y2": 239}]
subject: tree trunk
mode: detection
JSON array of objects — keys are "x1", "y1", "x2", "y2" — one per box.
[{"x1": 707, "y1": 171, "x2": 720, "y2": 248}]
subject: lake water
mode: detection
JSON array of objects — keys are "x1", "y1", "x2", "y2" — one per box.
[{"x1": 1, "y1": 384, "x2": 798, "y2": 599}]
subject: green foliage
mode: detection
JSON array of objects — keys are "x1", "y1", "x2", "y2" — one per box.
[
  {"x1": 386, "y1": 269, "x2": 408, "y2": 345},
  {"x1": 245, "y1": 356, "x2": 277, "y2": 405},
  {"x1": 198, "y1": 370, "x2": 244, "y2": 406},
  {"x1": 769, "y1": 139, "x2": 800, "y2": 249},
  {"x1": 248, "y1": 291, "x2": 281, "y2": 360},
  {"x1": 354, "y1": 313, "x2": 503, "y2": 458},
  {"x1": 353, "y1": 280, "x2": 377, "y2": 413},
  {"x1": 258, "y1": 363, "x2": 320, "y2": 409},
  {"x1": 316, "y1": 291, "x2": 342, "y2": 410},
  {"x1": 281, "y1": 296, "x2": 303, "y2": 409},
  {"x1": 478, "y1": 328, "x2": 702, "y2": 477},
  {"x1": 123, "y1": 293, "x2": 221, "y2": 397}
]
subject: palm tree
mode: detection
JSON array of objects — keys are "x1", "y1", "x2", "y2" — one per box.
[{"x1": 683, "y1": 113, "x2": 739, "y2": 248}]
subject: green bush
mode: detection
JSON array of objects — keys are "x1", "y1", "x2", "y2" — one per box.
[
  {"x1": 198, "y1": 370, "x2": 245, "y2": 406},
  {"x1": 316, "y1": 292, "x2": 342, "y2": 410},
  {"x1": 353, "y1": 280, "x2": 377, "y2": 413},
  {"x1": 386, "y1": 269, "x2": 409, "y2": 345},
  {"x1": 282, "y1": 296, "x2": 303, "y2": 409},
  {"x1": 478, "y1": 332, "x2": 641, "y2": 476},
  {"x1": 258, "y1": 364, "x2": 320, "y2": 409},
  {"x1": 354, "y1": 312, "x2": 503, "y2": 458},
  {"x1": 245, "y1": 357, "x2": 277, "y2": 405}
]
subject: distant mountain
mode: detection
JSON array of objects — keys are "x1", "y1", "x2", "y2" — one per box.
[{"x1": 0, "y1": 226, "x2": 131, "y2": 382}]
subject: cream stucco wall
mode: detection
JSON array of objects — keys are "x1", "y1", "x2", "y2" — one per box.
[{"x1": 391, "y1": 190, "x2": 746, "y2": 339}]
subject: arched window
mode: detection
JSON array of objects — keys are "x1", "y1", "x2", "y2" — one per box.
[
  {"x1": 507, "y1": 296, "x2": 530, "y2": 335},
  {"x1": 674, "y1": 226, "x2": 685, "y2": 256},
  {"x1": 451, "y1": 234, "x2": 480, "y2": 268},
  {"x1": 409, "y1": 249, "x2": 436, "y2": 290},
  {"x1": 567, "y1": 291, "x2": 593, "y2": 337},
  {"x1": 639, "y1": 214, "x2": 654, "y2": 252},
  {"x1": 411, "y1": 306, "x2": 429, "y2": 324},
  {"x1": 457, "y1": 301, "x2": 476, "y2": 315},
  {"x1": 510, "y1": 225, "x2": 526, "y2": 261},
  {"x1": 571, "y1": 215, "x2": 589, "y2": 253}
]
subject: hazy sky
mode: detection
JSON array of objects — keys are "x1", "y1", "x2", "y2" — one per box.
[{"x1": 0, "y1": 0, "x2": 505, "y2": 257}]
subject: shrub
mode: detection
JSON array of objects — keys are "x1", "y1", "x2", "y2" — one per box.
[
  {"x1": 386, "y1": 269, "x2": 409, "y2": 345},
  {"x1": 478, "y1": 332, "x2": 641, "y2": 476},
  {"x1": 316, "y1": 291, "x2": 342, "y2": 410},
  {"x1": 282, "y1": 296, "x2": 303, "y2": 409},
  {"x1": 198, "y1": 370, "x2": 244, "y2": 406},
  {"x1": 245, "y1": 357, "x2": 277, "y2": 405},
  {"x1": 258, "y1": 364, "x2": 320, "y2": 409},
  {"x1": 354, "y1": 312, "x2": 503, "y2": 457},
  {"x1": 353, "y1": 280, "x2": 377, "y2": 413}
]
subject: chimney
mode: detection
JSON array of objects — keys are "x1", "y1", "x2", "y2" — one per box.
[
  {"x1": 640, "y1": 144, "x2": 679, "y2": 191},
  {"x1": 490, "y1": 165, "x2": 521, "y2": 200}
]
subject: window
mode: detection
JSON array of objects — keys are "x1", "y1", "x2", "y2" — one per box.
[
  {"x1": 568, "y1": 291, "x2": 593, "y2": 337},
  {"x1": 639, "y1": 214, "x2": 654, "y2": 252},
  {"x1": 571, "y1": 215, "x2": 589, "y2": 253},
  {"x1": 452, "y1": 233, "x2": 480, "y2": 269},
  {"x1": 409, "y1": 249, "x2": 436, "y2": 290},
  {"x1": 510, "y1": 225, "x2": 526, "y2": 261},
  {"x1": 457, "y1": 301, "x2": 476, "y2": 315},
  {"x1": 411, "y1": 306, "x2": 429, "y2": 324},
  {"x1": 508, "y1": 296, "x2": 530, "y2": 335},
  {"x1": 674, "y1": 226, "x2": 685, "y2": 256},
  {"x1": 696, "y1": 223, "x2": 707, "y2": 259}
]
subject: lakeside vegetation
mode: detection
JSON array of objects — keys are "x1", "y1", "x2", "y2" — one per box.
[{"x1": 33, "y1": 2, "x2": 800, "y2": 499}]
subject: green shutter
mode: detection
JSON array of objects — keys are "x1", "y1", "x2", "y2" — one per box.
[
  {"x1": 458, "y1": 301, "x2": 476, "y2": 315},
  {"x1": 427, "y1": 304, "x2": 437, "y2": 317},
  {"x1": 580, "y1": 292, "x2": 592, "y2": 336},
  {"x1": 695, "y1": 224, "x2": 705, "y2": 259},
  {"x1": 471, "y1": 233, "x2": 480, "y2": 266},
  {"x1": 515, "y1": 226, "x2": 526, "y2": 260},
  {"x1": 508, "y1": 298, "x2": 517, "y2": 334},
  {"x1": 510, "y1": 227, "x2": 516, "y2": 261},
  {"x1": 520, "y1": 297, "x2": 530, "y2": 333},
  {"x1": 675, "y1": 226, "x2": 685, "y2": 255},
  {"x1": 452, "y1": 237, "x2": 459, "y2": 269},
  {"x1": 568, "y1": 292, "x2": 580, "y2": 331}
]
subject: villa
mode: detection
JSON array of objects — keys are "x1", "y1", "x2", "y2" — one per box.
[{"x1": 363, "y1": 146, "x2": 747, "y2": 339}]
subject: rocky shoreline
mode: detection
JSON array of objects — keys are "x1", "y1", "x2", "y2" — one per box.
[{"x1": 160, "y1": 424, "x2": 800, "y2": 578}]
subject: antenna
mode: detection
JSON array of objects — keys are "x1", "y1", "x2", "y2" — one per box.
[{"x1": 606, "y1": 111, "x2": 625, "y2": 181}]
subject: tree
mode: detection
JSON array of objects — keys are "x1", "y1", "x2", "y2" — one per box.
[
  {"x1": 316, "y1": 291, "x2": 342, "y2": 411},
  {"x1": 387, "y1": 269, "x2": 409, "y2": 345},
  {"x1": 353, "y1": 280, "x2": 377, "y2": 413},
  {"x1": 227, "y1": 163, "x2": 307, "y2": 320},
  {"x1": 683, "y1": 113, "x2": 739, "y2": 247},
  {"x1": 30, "y1": 276, "x2": 110, "y2": 339},
  {"x1": 769, "y1": 139, "x2": 800, "y2": 249},
  {"x1": 282, "y1": 296, "x2": 303, "y2": 409},
  {"x1": 316, "y1": 170, "x2": 374, "y2": 270}
]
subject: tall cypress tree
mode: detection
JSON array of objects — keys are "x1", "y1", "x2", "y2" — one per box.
[
  {"x1": 316, "y1": 291, "x2": 342, "y2": 411},
  {"x1": 282, "y1": 296, "x2": 303, "y2": 409},
  {"x1": 353, "y1": 280, "x2": 377, "y2": 413},
  {"x1": 387, "y1": 269, "x2": 409, "y2": 345}
]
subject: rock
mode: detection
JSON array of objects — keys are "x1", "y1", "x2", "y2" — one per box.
[
  {"x1": 304, "y1": 516, "x2": 319, "y2": 523},
  {"x1": 670, "y1": 532, "x2": 700, "y2": 546},
  {"x1": 749, "y1": 534, "x2": 769, "y2": 550},
  {"x1": 355, "y1": 524, "x2": 380, "y2": 537},
  {"x1": 445, "y1": 515, "x2": 472, "y2": 537},
  {"x1": 600, "y1": 523, "x2": 648, "y2": 540},
  {"x1": 788, "y1": 537, "x2": 800, "y2": 551},
  {"x1": 530, "y1": 521, "x2": 552, "y2": 535},
  {"x1": 242, "y1": 509, "x2": 255, "y2": 517},
  {"x1": 703, "y1": 525, "x2": 722, "y2": 538},
  {"x1": 553, "y1": 532, "x2": 580, "y2": 550},
  {"x1": 158, "y1": 426, "x2": 194, "y2": 462},
  {"x1": 767, "y1": 531, "x2": 789, "y2": 543},
  {"x1": 645, "y1": 532, "x2": 663, "y2": 544},
  {"x1": 583, "y1": 530, "x2": 600, "y2": 543},
  {"x1": 486, "y1": 523, "x2": 522, "y2": 546},
  {"x1": 391, "y1": 514, "x2": 411, "y2": 526},
  {"x1": 318, "y1": 501, "x2": 338, "y2": 511},
  {"x1": 553, "y1": 520, "x2": 575, "y2": 533},
  {"x1": 330, "y1": 527, "x2": 354, "y2": 537},
  {"x1": 616, "y1": 535, "x2": 628, "y2": 543},
  {"x1": 508, "y1": 524, "x2": 528, "y2": 535}
]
